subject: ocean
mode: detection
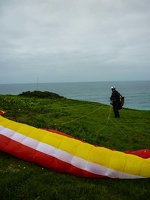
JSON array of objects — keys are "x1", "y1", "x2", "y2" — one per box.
[{"x1": 0, "y1": 81, "x2": 150, "y2": 110}]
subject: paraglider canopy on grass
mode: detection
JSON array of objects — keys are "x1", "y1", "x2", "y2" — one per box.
[{"x1": 0, "y1": 115, "x2": 150, "y2": 179}]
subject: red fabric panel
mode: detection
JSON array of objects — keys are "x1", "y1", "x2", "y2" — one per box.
[
  {"x1": 0, "y1": 135, "x2": 11, "y2": 151},
  {"x1": 124, "y1": 149, "x2": 150, "y2": 159}
]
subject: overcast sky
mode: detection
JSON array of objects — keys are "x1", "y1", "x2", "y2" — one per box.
[{"x1": 0, "y1": 0, "x2": 150, "y2": 84}]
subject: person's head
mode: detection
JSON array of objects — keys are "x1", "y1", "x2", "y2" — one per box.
[{"x1": 111, "y1": 86, "x2": 116, "y2": 91}]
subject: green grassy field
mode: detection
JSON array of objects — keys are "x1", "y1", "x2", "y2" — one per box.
[{"x1": 0, "y1": 93, "x2": 150, "y2": 200}]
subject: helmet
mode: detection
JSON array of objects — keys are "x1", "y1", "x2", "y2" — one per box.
[{"x1": 111, "y1": 86, "x2": 116, "y2": 90}]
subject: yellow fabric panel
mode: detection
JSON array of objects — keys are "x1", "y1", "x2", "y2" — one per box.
[
  {"x1": 64, "y1": 141, "x2": 94, "y2": 159},
  {"x1": 108, "y1": 151, "x2": 127, "y2": 172},
  {"x1": 123, "y1": 154, "x2": 142, "y2": 176},
  {"x1": 137, "y1": 158, "x2": 150, "y2": 177},
  {"x1": 41, "y1": 132, "x2": 64, "y2": 148},
  {"x1": 89, "y1": 147, "x2": 112, "y2": 166},
  {"x1": 59, "y1": 137, "x2": 83, "y2": 155},
  {"x1": 0, "y1": 117, "x2": 15, "y2": 129}
]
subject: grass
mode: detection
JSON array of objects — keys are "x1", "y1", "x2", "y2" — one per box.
[{"x1": 0, "y1": 93, "x2": 150, "y2": 200}]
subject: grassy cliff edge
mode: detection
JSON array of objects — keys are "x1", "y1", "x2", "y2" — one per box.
[{"x1": 0, "y1": 92, "x2": 150, "y2": 200}]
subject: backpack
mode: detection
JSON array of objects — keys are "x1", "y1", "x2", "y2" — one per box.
[{"x1": 119, "y1": 96, "x2": 124, "y2": 109}]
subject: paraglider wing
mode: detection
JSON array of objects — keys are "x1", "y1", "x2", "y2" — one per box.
[{"x1": 0, "y1": 116, "x2": 150, "y2": 179}]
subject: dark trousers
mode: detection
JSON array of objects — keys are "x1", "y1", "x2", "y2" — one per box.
[{"x1": 113, "y1": 102, "x2": 120, "y2": 118}]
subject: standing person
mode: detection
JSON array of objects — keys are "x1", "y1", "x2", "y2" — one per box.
[{"x1": 110, "y1": 86, "x2": 122, "y2": 118}]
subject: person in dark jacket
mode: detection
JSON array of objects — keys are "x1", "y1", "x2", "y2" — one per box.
[{"x1": 110, "y1": 86, "x2": 122, "y2": 118}]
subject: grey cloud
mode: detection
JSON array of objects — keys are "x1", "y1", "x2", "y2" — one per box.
[{"x1": 0, "y1": 0, "x2": 150, "y2": 83}]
